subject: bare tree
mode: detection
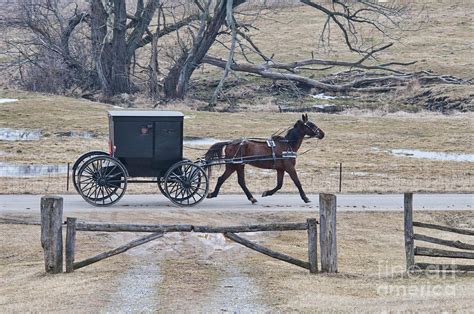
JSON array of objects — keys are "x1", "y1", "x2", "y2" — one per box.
[
  {"x1": 0, "y1": 0, "x2": 468, "y2": 104},
  {"x1": 162, "y1": 0, "x2": 246, "y2": 99}
]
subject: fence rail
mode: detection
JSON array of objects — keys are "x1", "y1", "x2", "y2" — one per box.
[
  {"x1": 404, "y1": 192, "x2": 474, "y2": 272},
  {"x1": 68, "y1": 218, "x2": 319, "y2": 273},
  {"x1": 40, "y1": 194, "x2": 338, "y2": 275}
]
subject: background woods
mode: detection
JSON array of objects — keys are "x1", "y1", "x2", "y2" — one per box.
[{"x1": 0, "y1": 0, "x2": 472, "y2": 111}]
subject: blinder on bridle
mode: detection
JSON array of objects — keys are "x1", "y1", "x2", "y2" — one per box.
[{"x1": 301, "y1": 114, "x2": 325, "y2": 139}]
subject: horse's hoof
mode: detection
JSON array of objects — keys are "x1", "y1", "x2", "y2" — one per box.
[
  {"x1": 207, "y1": 194, "x2": 215, "y2": 199},
  {"x1": 303, "y1": 198, "x2": 311, "y2": 203},
  {"x1": 262, "y1": 191, "x2": 268, "y2": 197},
  {"x1": 250, "y1": 198, "x2": 258, "y2": 204}
]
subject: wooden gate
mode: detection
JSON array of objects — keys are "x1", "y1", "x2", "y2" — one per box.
[{"x1": 40, "y1": 194, "x2": 338, "y2": 275}]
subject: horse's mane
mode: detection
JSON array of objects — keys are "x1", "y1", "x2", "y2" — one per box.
[{"x1": 272, "y1": 123, "x2": 300, "y2": 149}]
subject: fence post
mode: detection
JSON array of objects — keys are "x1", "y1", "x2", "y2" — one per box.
[
  {"x1": 66, "y1": 217, "x2": 77, "y2": 273},
  {"x1": 307, "y1": 218, "x2": 318, "y2": 273},
  {"x1": 40, "y1": 196, "x2": 63, "y2": 274},
  {"x1": 404, "y1": 193, "x2": 415, "y2": 272},
  {"x1": 339, "y1": 162, "x2": 342, "y2": 193},
  {"x1": 319, "y1": 193, "x2": 337, "y2": 273}
]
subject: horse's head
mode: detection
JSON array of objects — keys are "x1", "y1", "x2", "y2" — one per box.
[{"x1": 297, "y1": 114, "x2": 325, "y2": 139}]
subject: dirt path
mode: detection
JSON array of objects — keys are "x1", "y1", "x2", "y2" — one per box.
[
  {"x1": 1, "y1": 208, "x2": 473, "y2": 312},
  {"x1": 107, "y1": 243, "x2": 162, "y2": 312}
]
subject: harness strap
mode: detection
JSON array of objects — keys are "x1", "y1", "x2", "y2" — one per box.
[
  {"x1": 267, "y1": 139, "x2": 277, "y2": 168},
  {"x1": 232, "y1": 138, "x2": 247, "y2": 163}
]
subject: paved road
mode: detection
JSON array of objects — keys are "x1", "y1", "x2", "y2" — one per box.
[{"x1": 0, "y1": 194, "x2": 472, "y2": 213}]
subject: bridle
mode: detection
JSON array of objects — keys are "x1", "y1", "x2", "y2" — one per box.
[{"x1": 303, "y1": 121, "x2": 322, "y2": 138}]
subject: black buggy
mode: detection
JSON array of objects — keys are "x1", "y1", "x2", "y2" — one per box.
[{"x1": 72, "y1": 111, "x2": 209, "y2": 207}]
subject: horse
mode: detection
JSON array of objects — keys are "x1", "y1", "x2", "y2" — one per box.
[{"x1": 204, "y1": 114, "x2": 325, "y2": 204}]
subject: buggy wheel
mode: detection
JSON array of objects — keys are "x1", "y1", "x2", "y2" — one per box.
[
  {"x1": 157, "y1": 159, "x2": 191, "y2": 199},
  {"x1": 72, "y1": 151, "x2": 108, "y2": 193},
  {"x1": 157, "y1": 177, "x2": 168, "y2": 199},
  {"x1": 77, "y1": 156, "x2": 127, "y2": 206},
  {"x1": 164, "y1": 161, "x2": 209, "y2": 206}
]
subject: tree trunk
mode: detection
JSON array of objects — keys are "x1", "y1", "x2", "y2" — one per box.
[
  {"x1": 163, "y1": 0, "x2": 245, "y2": 99},
  {"x1": 110, "y1": 0, "x2": 130, "y2": 95},
  {"x1": 91, "y1": 0, "x2": 112, "y2": 92},
  {"x1": 91, "y1": 0, "x2": 148, "y2": 95}
]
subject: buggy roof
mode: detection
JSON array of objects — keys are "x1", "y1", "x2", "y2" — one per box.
[{"x1": 108, "y1": 110, "x2": 184, "y2": 117}]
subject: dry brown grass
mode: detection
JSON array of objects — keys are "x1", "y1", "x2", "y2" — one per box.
[
  {"x1": 196, "y1": 0, "x2": 474, "y2": 110},
  {"x1": 1, "y1": 209, "x2": 473, "y2": 312},
  {"x1": 1, "y1": 92, "x2": 472, "y2": 194},
  {"x1": 208, "y1": 0, "x2": 474, "y2": 78}
]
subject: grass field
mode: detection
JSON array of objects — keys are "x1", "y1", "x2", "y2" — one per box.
[
  {"x1": 0, "y1": 1, "x2": 473, "y2": 312},
  {"x1": 1, "y1": 90, "x2": 472, "y2": 195},
  {"x1": 1, "y1": 209, "x2": 473, "y2": 312}
]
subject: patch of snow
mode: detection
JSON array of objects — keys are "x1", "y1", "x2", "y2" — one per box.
[
  {"x1": 0, "y1": 98, "x2": 18, "y2": 104},
  {"x1": 311, "y1": 93, "x2": 336, "y2": 100}
]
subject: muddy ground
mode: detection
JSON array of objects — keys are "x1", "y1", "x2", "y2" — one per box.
[{"x1": 1, "y1": 208, "x2": 473, "y2": 312}]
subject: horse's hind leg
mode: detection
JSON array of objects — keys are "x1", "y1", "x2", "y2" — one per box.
[
  {"x1": 236, "y1": 165, "x2": 257, "y2": 204},
  {"x1": 286, "y1": 166, "x2": 310, "y2": 203},
  {"x1": 207, "y1": 165, "x2": 235, "y2": 199},
  {"x1": 262, "y1": 169, "x2": 284, "y2": 197}
]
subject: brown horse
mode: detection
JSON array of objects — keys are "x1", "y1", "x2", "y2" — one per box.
[{"x1": 204, "y1": 114, "x2": 325, "y2": 204}]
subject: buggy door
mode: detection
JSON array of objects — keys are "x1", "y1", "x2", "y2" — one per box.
[
  {"x1": 154, "y1": 121, "x2": 182, "y2": 169},
  {"x1": 114, "y1": 121, "x2": 153, "y2": 158}
]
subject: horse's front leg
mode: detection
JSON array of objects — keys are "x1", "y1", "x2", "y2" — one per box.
[
  {"x1": 286, "y1": 166, "x2": 310, "y2": 203},
  {"x1": 236, "y1": 165, "x2": 257, "y2": 204},
  {"x1": 207, "y1": 165, "x2": 235, "y2": 199},
  {"x1": 262, "y1": 169, "x2": 284, "y2": 197}
]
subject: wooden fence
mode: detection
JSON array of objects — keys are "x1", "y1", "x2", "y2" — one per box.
[
  {"x1": 404, "y1": 193, "x2": 474, "y2": 272},
  {"x1": 40, "y1": 193, "x2": 338, "y2": 275}
]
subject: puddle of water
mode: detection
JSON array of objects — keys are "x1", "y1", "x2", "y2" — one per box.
[
  {"x1": 391, "y1": 149, "x2": 474, "y2": 162},
  {"x1": 0, "y1": 98, "x2": 18, "y2": 104},
  {"x1": 0, "y1": 128, "x2": 42, "y2": 141},
  {"x1": 55, "y1": 131, "x2": 97, "y2": 138},
  {"x1": 0, "y1": 162, "x2": 67, "y2": 177},
  {"x1": 183, "y1": 136, "x2": 221, "y2": 146}
]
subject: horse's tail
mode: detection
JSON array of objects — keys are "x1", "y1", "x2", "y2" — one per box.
[{"x1": 204, "y1": 141, "x2": 231, "y2": 179}]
